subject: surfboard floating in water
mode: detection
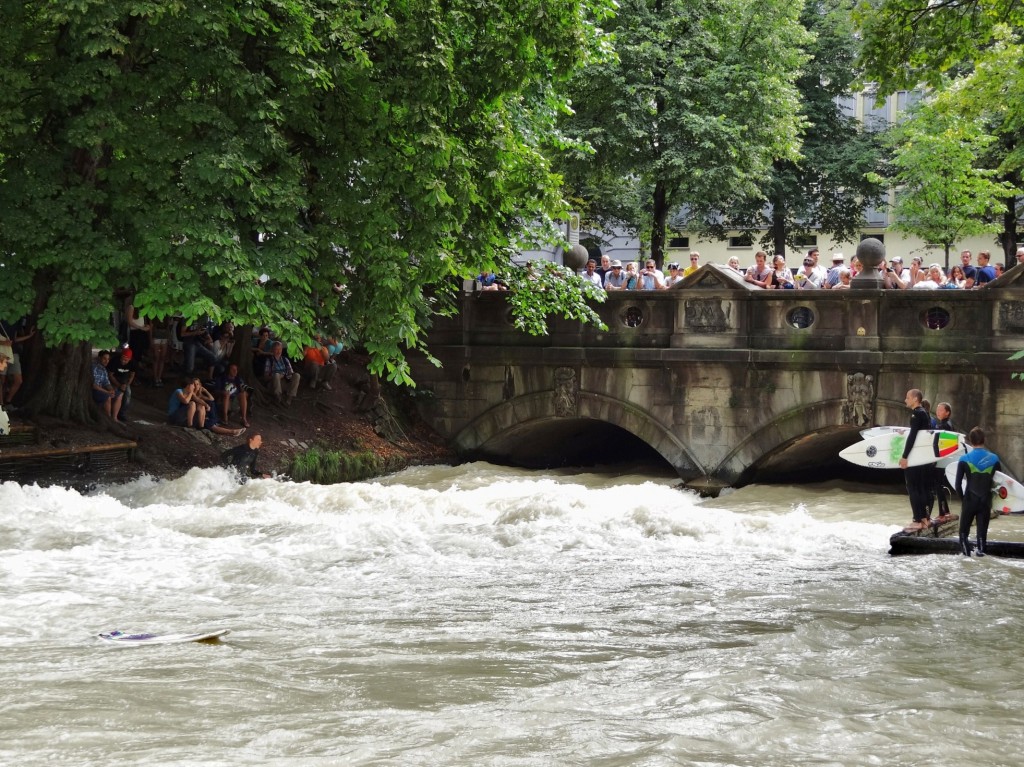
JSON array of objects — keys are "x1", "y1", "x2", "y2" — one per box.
[
  {"x1": 840, "y1": 429, "x2": 965, "y2": 469},
  {"x1": 97, "y1": 629, "x2": 230, "y2": 645}
]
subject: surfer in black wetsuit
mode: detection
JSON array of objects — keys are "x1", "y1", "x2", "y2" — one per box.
[
  {"x1": 898, "y1": 388, "x2": 933, "y2": 528},
  {"x1": 953, "y1": 427, "x2": 1000, "y2": 557},
  {"x1": 221, "y1": 433, "x2": 267, "y2": 481},
  {"x1": 930, "y1": 402, "x2": 954, "y2": 519}
]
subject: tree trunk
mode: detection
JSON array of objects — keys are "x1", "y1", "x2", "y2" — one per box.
[
  {"x1": 651, "y1": 181, "x2": 668, "y2": 268},
  {"x1": 771, "y1": 201, "x2": 786, "y2": 257},
  {"x1": 24, "y1": 341, "x2": 98, "y2": 423},
  {"x1": 231, "y1": 323, "x2": 273, "y2": 407},
  {"x1": 1001, "y1": 191, "x2": 1018, "y2": 264},
  {"x1": 232, "y1": 324, "x2": 255, "y2": 379}
]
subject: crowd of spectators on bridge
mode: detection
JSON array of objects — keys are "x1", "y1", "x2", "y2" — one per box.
[{"x1": 530, "y1": 245, "x2": 1024, "y2": 293}]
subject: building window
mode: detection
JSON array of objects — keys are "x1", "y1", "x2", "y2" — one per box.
[
  {"x1": 787, "y1": 307, "x2": 815, "y2": 330},
  {"x1": 728, "y1": 234, "x2": 754, "y2": 249},
  {"x1": 835, "y1": 94, "x2": 856, "y2": 119},
  {"x1": 668, "y1": 236, "x2": 690, "y2": 249},
  {"x1": 895, "y1": 90, "x2": 923, "y2": 115},
  {"x1": 863, "y1": 204, "x2": 887, "y2": 227},
  {"x1": 861, "y1": 233, "x2": 884, "y2": 245},
  {"x1": 622, "y1": 306, "x2": 644, "y2": 328},
  {"x1": 791, "y1": 234, "x2": 818, "y2": 248},
  {"x1": 862, "y1": 92, "x2": 889, "y2": 132}
]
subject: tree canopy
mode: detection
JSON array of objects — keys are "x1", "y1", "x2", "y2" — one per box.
[
  {"x1": 557, "y1": 0, "x2": 809, "y2": 264},
  {"x1": 856, "y1": 0, "x2": 1024, "y2": 257},
  {"x1": 707, "y1": 0, "x2": 885, "y2": 255},
  {"x1": 871, "y1": 99, "x2": 1018, "y2": 266},
  {"x1": 856, "y1": 0, "x2": 1024, "y2": 94},
  {"x1": 0, "y1": 0, "x2": 612, "y2": 389}
]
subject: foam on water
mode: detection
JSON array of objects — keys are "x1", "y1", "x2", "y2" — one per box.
[{"x1": 4, "y1": 465, "x2": 1024, "y2": 766}]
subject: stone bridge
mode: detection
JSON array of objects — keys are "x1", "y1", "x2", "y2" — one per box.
[{"x1": 409, "y1": 266, "x2": 1024, "y2": 491}]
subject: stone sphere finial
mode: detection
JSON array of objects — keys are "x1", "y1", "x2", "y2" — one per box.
[
  {"x1": 564, "y1": 243, "x2": 589, "y2": 271},
  {"x1": 856, "y1": 237, "x2": 885, "y2": 270},
  {"x1": 852, "y1": 237, "x2": 886, "y2": 289}
]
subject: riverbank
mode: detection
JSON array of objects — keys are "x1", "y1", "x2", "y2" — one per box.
[{"x1": 3, "y1": 351, "x2": 456, "y2": 486}]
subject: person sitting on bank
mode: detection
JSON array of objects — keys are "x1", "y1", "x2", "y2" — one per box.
[
  {"x1": 168, "y1": 377, "x2": 201, "y2": 428},
  {"x1": 302, "y1": 336, "x2": 337, "y2": 391},
  {"x1": 252, "y1": 326, "x2": 275, "y2": 379},
  {"x1": 0, "y1": 317, "x2": 36, "y2": 409},
  {"x1": 215, "y1": 362, "x2": 251, "y2": 428},
  {"x1": 221, "y1": 433, "x2": 270, "y2": 480},
  {"x1": 168, "y1": 377, "x2": 244, "y2": 435},
  {"x1": 953, "y1": 427, "x2": 1001, "y2": 557},
  {"x1": 264, "y1": 341, "x2": 301, "y2": 405},
  {"x1": 92, "y1": 350, "x2": 122, "y2": 418}
]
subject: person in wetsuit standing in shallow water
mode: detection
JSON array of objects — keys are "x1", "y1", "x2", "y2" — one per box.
[{"x1": 953, "y1": 427, "x2": 1001, "y2": 557}]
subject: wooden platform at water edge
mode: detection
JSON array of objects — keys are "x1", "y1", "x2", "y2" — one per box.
[
  {"x1": 0, "y1": 421, "x2": 137, "y2": 488},
  {"x1": 888, "y1": 512, "x2": 1024, "y2": 558}
]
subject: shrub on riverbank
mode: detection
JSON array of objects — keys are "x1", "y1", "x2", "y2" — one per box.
[{"x1": 288, "y1": 444, "x2": 407, "y2": 484}]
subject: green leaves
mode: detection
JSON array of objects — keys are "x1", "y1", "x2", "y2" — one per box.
[
  {"x1": 707, "y1": 0, "x2": 886, "y2": 253},
  {"x1": 558, "y1": 0, "x2": 808, "y2": 261},
  {"x1": 503, "y1": 260, "x2": 608, "y2": 337},
  {"x1": 878, "y1": 98, "x2": 1019, "y2": 262},
  {"x1": 0, "y1": 0, "x2": 612, "y2": 385}
]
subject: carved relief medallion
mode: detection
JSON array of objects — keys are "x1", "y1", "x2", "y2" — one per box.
[
  {"x1": 685, "y1": 299, "x2": 730, "y2": 333},
  {"x1": 998, "y1": 301, "x2": 1024, "y2": 333}
]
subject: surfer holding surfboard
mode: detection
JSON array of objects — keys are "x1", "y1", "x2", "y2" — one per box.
[{"x1": 899, "y1": 388, "x2": 934, "y2": 530}]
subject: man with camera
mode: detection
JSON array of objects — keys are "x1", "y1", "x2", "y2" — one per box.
[{"x1": 883, "y1": 256, "x2": 909, "y2": 289}]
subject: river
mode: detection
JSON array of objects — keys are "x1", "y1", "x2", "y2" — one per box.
[{"x1": 2, "y1": 463, "x2": 1023, "y2": 766}]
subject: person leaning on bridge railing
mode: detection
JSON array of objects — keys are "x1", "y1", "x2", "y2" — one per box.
[
  {"x1": 664, "y1": 263, "x2": 685, "y2": 287},
  {"x1": 603, "y1": 260, "x2": 627, "y2": 290},
  {"x1": 744, "y1": 251, "x2": 772, "y2": 289}
]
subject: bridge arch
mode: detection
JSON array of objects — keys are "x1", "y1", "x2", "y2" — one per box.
[
  {"x1": 717, "y1": 399, "x2": 863, "y2": 485},
  {"x1": 453, "y1": 391, "x2": 702, "y2": 475}
]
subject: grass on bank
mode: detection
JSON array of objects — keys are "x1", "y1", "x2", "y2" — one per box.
[{"x1": 288, "y1": 444, "x2": 406, "y2": 484}]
